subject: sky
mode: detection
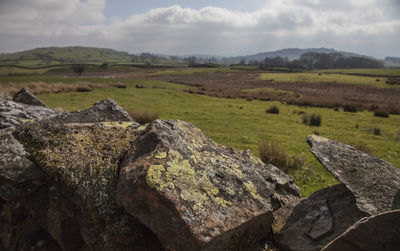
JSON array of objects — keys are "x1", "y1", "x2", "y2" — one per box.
[{"x1": 0, "y1": 0, "x2": 399, "y2": 58}]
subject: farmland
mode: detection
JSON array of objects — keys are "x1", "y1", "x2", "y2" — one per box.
[{"x1": 1, "y1": 65, "x2": 399, "y2": 196}]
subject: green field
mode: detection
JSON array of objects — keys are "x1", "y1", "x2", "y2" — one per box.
[
  {"x1": 37, "y1": 78, "x2": 400, "y2": 197},
  {"x1": 314, "y1": 68, "x2": 400, "y2": 76},
  {"x1": 260, "y1": 72, "x2": 399, "y2": 88}
]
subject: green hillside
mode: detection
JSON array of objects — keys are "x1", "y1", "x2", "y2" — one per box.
[{"x1": 0, "y1": 46, "x2": 170, "y2": 67}]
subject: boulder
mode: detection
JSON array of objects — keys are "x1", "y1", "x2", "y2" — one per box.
[
  {"x1": 13, "y1": 120, "x2": 163, "y2": 250},
  {"x1": 307, "y1": 135, "x2": 400, "y2": 215},
  {"x1": 117, "y1": 119, "x2": 300, "y2": 251},
  {"x1": 13, "y1": 88, "x2": 47, "y2": 107},
  {"x1": 50, "y1": 98, "x2": 134, "y2": 123},
  {"x1": 322, "y1": 209, "x2": 400, "y2": 251},
  {"x1": 272, "y1": 183, "x2": 367, "y2": 251}
]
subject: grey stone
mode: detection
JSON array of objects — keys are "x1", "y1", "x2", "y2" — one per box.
[
  {"x1": 13, "y1": 88, "x2": 46, "y2": 107},
  {"x1": 50, "y1": 98, "x2": 134, "y2": 123},
  {"x1": 307, "y1": 134, "x2": 400, "y2": 215},
  {"x1": 273, "y1": 183, "x2": 367, "y2": 251},
  {"x1": 322, "y1": 209, "x2": 400, "y2": 251}
]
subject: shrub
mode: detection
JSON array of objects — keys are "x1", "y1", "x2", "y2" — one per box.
[
  {"x1": 246, "y1": 98, "x2": 253, "y2": 101},
  {"x1": 343, "y1": 105, "x2": 357, "y2": 113},
  {"x1": 112, "y1": 82, "x2": 127, "y2": 88},
  {"x1": 76, "y1": 85, "x2": 92, "y2": 92},
  {"x1": 373, "y1": 127, "x2": 381, "y2": 135},
  {"x1": 135, "y1": 84, "x2": 145, "y2": 88},
  {"x1": 127, "y1": 109, "x2": 159, "y2": 124},
  {"x1": 302, "y1": 113, "x2": 322, "y2": 126},
  {"x1": 374, "y1": 110, "x2": 389, "y2": 118},
  {"x1": 266, "y1": 105, "x2": 279, "y2": 114},
  {"x1": 259, "y1": 140, "x2": 304, "y2": 172}
]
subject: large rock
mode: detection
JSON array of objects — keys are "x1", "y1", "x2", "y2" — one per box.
[
  {"x1": 13, "y1": 120, "x2": 163, "y2": 250},
  {"x1": 13, "y1": 88, "x2": 47, "y2": 107},
  {"x1": 307, "y1": 135, "x2": 400, "y2": 215},
  {"x1": 50, "y1": 98, "x2": 134, "y2": 123},
  {"x1": 322, "y1": 209, "x2": 400, "y2": 251},
  {"x1": 117, "y1": 119, "x2": 300, "y2": 251},
  {"x1": 0, "y1": 100, "x2": 59, "y2": 130},
  {"x1": 272, "y1": 183, "x2": 367, "y2": 251}
]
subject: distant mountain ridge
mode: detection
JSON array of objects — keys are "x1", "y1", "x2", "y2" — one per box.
[
  {"x1": 227, "y1": 48, "x2": 367, "y2": 64},
  {"x1": 0, "y1": 46, "x2": 392, "y2": 67}
]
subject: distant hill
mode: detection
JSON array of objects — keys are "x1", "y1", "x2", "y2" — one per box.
[
  {"x1": 0, "y1": 46, "x2": 135, "y2": 67},
  {"x1": 226, "y1": 48, "x2": 366, "y2": 64}
]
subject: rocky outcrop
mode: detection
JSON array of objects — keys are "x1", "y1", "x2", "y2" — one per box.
[
  {"x1": 13, "y1": 88, "x2": 47, "y2": 107},
  {"x1": 2, "y1": 91, "x2": 399, "y2": 250},
  {"x1": 322, "y1": 209, "x2": 400, "y2": 251},
  {"x1": 117, "y1": 120, "x2": 300, "y2": 251},
  {"x1": 307, "y1": 135, "x2": 400, "y2": 215}
]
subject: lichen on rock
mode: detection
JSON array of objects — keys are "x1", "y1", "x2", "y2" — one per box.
[{"x1": 117, "y1": 119, "x2": 300, "y2": 251}]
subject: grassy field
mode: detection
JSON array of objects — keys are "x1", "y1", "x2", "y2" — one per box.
[
  {"x1": 260, "y1": 72, "x2": 399, "y2": 89},
  {"x1": 314, "y1": 68, "x2": 400, "y2": 76},
  {"x1": 37, "y1": 79, "x2": 400, "y2": 197}
]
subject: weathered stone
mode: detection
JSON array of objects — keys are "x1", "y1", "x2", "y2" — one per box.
[
  {"x1": 50, "y1": 98, "x2": 134, "y2": 123},
  {"x1": 0, "y1": 131, "x2": 45, "y2": 200},
  {"x1": 14, "y1": 120, "x2": 164, "y2": 250},
  {"x1": 322, "y1": 209, "x2": 400, "y2": 251},
  {"x1": 117, "y1": 119, "x2": 300, "y2": 251},
  {"x1": 0, "y1": 100, "x2": 59, "y2": 130},
  {"x1": 13, "y1": 88, "x2": 47, "y2": 107},
  {"x1": 273, "y1": 183, "x2": 367, "y2": 251},
  {"x1": 307, "y1": 135, "x2": 400, "y2": 215}
]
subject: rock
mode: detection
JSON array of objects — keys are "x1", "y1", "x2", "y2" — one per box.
[
  {"x1": 273, "y1": 183, "x2": 367, "y2": 251},
  {"x1": 322, "y1": 209, "x2": 400, "y2": 251},
  {"x1": 0, "y1": 131, "x2": 45, "y2": 200},
  {"x1": 50, "y1": 98, "x2": 134, "y2": 123},
  {"x1": 13, "y1": 120, "x2": 164, "y2": 250},
  {"x1": 13, "y1": 88, "x2": 47, "y2": 107},
  {"x1": 117, "y1": 119, "x2": 300, "y2": 251},
  {"x1": 307, "y1": 135, "x2": 400, "y2": 215},
  {"x1": 0, "y1": 100, "x2": 59, "y2": 130}
]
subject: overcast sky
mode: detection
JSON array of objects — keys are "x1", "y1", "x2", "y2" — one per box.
[{"x1": 0, "y1": 0, "x2": 399, "y2": 58}]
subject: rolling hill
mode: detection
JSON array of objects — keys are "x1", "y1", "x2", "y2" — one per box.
[{"x1": 0, "y1": 46, "x2": 135, "y2": 67}]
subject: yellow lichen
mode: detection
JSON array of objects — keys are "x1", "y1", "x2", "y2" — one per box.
[
  {"x1": 101, "y1": 121, "x2": 135, "y2": 128},
  {"x1": 146, "y1": 149, "x2": 233, "y2": 211},
  {"x1": 243, "y1": 181, "x2": 263, "y2": 201},
  {"x1": 146, "y1": 164, "x2": 174, "y2": 190}
]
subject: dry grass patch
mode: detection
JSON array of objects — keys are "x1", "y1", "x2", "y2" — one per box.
[
  {"x1": 127, "y1": 109, "x2": 159, "y2": 124},
  {"x1": 259, "y1": 140, "x2": 304, "y2": 172}
]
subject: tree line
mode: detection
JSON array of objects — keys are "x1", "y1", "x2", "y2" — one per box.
[{"x1": 259, "y1": 52, "x2": 384, "y2": 70}]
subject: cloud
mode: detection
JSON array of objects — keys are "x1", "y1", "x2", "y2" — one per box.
[{"x1": 0, "y1": 0, "x2": 399, "y2": 57}]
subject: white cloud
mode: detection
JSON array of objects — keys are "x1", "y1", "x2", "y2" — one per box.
[{"x1": 0, "y1": 0, "x2": 399, "y2": 57}]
